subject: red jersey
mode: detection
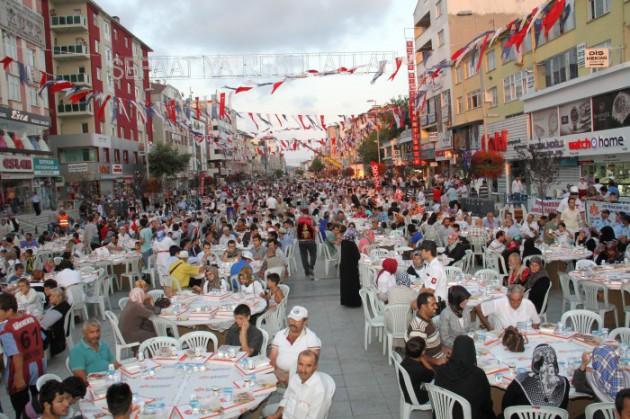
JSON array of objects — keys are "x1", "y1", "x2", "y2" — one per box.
[{"x1": 0, "y1": 314, "x2": 45, "y2": 394}]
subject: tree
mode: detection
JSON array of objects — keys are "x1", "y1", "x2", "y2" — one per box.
[
  {"x1": 517, "y1": 140, "x2": 563, "y2": 198},
  {"x1": 358, "y1": 136, "x2": 379, "y2": 164},
  {"x1": 309, "y1": 158, "x2": 324, "y2": 173},
  {"x1": 294, "y1": 168, "x2": 305, "y2": 177},
  {"x1": 274, "y1": 169, "x2": 284, "y2": 178},
  {"x1": 148, "y1": 142, "x2": 191, "y2": 179},
  {"x1": 342, "y1": 167, "x2": 355, "y2": 177}
]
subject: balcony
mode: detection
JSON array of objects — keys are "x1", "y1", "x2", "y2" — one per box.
[
  {"x1": 421, "y1": 113, "x2": 437, "y2": 127},
  {"x1": 53, "y1": 44, "x2": 89, "y2": 60},
  {"x1": 57, "y1": 102, "x2": 93, "y2": 117},
  {"x1": 50, "y1": 15, "x2": 88, "y2": 32},
  {"x1": 55, "y1": 73, "x2": 90, "y2": 86}
]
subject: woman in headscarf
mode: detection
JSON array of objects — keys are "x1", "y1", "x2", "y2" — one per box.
[
  {"x1": 572, "y1": 345, "x2": 630, "y2": 401},
  {"x1": 502, "y1": 344, "x2": 569, "y2": 415},
  {"x1": 375, "y1": 258, "x2": 398, "y2": 302},
  {"x1": 596, "y1": 241, "x2": 624, "y2": 265},
  {"x1": 439, "y1": 285, "x2": 472, "y2": 349},
  {"x1": 521, "y1": 238, "x2": 541, "y2": 259},
  {"x1": 119, "y1": 286, "x2": 158, "y2": 345},
  {"x1": 434, "y1": 335, "x2": 496, "y2": 419},
  {"x1": 523, "y1": 257, "x2": 551, "y2": 314},
  {"x1": 506, "y1": 252, "x2": 530, "y2": 286},
  {"x1": 339, "y1": 227, "x2": 361, "y2": 307}
]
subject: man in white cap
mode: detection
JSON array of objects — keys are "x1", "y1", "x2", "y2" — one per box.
[
  {"x1": 269, "y1": 305, "x2": 321, "y2": 384},
  {"x1": 166, "y1": 250, "x2": 204, "y2": 296},
  {"x1": 557, "y1": 185, "x2": 584, "y2": 213}
]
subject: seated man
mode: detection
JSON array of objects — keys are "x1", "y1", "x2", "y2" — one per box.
[
  {"x1": 400, "y1": 337, "x2": 434, "y2": 404},
  {"x1": 7, "y1": 262, "x2": 25, "y2": 284},
  {"x1": 106, "y1": 383, "x2": 133, "y2": 419},
  {"x1": 225, "y1": 304, "x2": 263, "y2": 356},
  {"x1": 265, "y1": 350, "x2": 334, "y2": 419},
  {"x1": 408, "y1": 292, "x2": 446, "y2": 365},
  {"x1": 19, "y1": 232, "x2": 38, "y2": 249},
  {"x1": 69, "y1": 320, "x2": 120, "y2": 382},
  {"x1": 167, "y1": 250, "x2": 204, "y2": 293},
  {"x1": 222, "y1": 239, "x2": 241, "y2": 262},
  {"x1": 474, "y1": 284, "x2": 541, "y2": 331},
  {"x1": 443, "y1": 232, "x2": 468, "y2": 266},
  {"x1": 269, "y1": 306, "x2": 321, "y2": 384},
  {"x1": 39, "y1": 380, "x2": 70, "y2": 419}
]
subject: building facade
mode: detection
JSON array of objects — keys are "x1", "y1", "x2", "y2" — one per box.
[{"x1": 42, "y1": 0, "x2": 152, "y2": 199}]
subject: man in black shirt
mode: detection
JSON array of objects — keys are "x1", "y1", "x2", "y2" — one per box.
[
  {"x1": 399, "y1": 337, "x2": 434, "y2": 404},
  {"x1": 225, "y1": 304, "x2": 264, "y2": 356}
]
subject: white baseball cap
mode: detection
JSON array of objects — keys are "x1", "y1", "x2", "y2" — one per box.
[
  {"x1": 177, "y1": 250, "x2": 189, "y2": 259},
  {"x1": 288, "y1": 305, "x2": 308, "y2": 321},
  {"x1": 569, "y1": 186, "x2": 579, "y2": 193},
  {"x1": 241, "y1": 250, "x2": 254, "y2": 260}
]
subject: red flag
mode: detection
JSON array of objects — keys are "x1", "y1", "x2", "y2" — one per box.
[
  {"x1": 49, "y1": 81, "x2": 74, "y2": 94},
  {"x1": 306, "y1": 69, "x2": 319, "y2": 74},
  {"x1": 96, "y1": 95, "x2": 112, "y2": 120},
  {"x1": 69, "y1": 89, "x2": 92, "y2": 104},
  {"x1": 297, "y1": 115, "x2": 310, "y2": 129},
  {"x1": 543, "y1": 0, "x2": 566, "y2": 36},
  {"x1": 39, "y1": 71, "x2": 47, "y2": 89},
  {"x1": 388, "y1": 57, "x2": 403, "y2": 81},
  {"x1": 235, "y1": 86, "x2": 253, "y2": 94},
  {"x1": 219, "y1": 93, "x2": 226, "y2": 118},
  {"x1": 271, "y1": 80, "x2": 284, "y2": 94},
  {"x1": 476, "y1": 34, "x2": 491, "y2": 72},
  {"x1": 0, "y1": 56, "x2": 13, "y2": 71},
  {"x1": 166, "y1": 99, "x2": 177, "y2": 123},
  {"x1": 336, "y1": 66, "x2": 349, "y2": 73},
  {"x1": 248, "y1": 112, "x2": 259, "y2": 130},
  {"x1": 195, "y1": 97, "x2": 200, "y2": 119},
  {"x1": 320, "y1": 115, "x2": 326, "y2": 130},
  {"x1": 450, "y1": 47, "x2": 467, "y2": 63}
]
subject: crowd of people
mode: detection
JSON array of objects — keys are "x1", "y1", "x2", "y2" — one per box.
[{"x1": 0, "y1": 175, "x2": 627, "y2": 418}]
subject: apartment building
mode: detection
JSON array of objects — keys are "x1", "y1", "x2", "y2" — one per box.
[
  {"x1": 0, "y1": 0, "x2": 59, "y2": 212},
  {"x1": 42, "y1": 0, "x2": 152, "y2": 198}
]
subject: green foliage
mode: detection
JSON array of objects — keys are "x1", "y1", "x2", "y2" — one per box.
[
  {"x1": 309, "y1": 158, "x2": 324, "y2": 173},
  {"x1": 148, "y1": 142, "x2": 191, "y2": 178},
  {"x1": 274, "y1": 169, "x2": 284, "y2": 178}
]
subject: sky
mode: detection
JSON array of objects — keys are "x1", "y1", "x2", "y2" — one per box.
[{"x1": 97, "y1": 0, "x2": 417, "y2": 165}]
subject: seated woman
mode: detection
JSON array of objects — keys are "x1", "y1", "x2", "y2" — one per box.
[
  {"x1": 262, "y1": 273, "x2": 285, "y2": 310},
  {"x1": 119, "y1": 287, "x2": 158, "y2": 344},
  {"x1": 523, "y1": 257, "x2": 551, "y2": 314},
  {"x1": 502, "y1": 344, "x2": 569, "y2": 415},
  {"x1": 40, "y1": 287, "x2": 71, "y2": 356},
  {"x1": 15, "y1": 278, "x2": 42, "y2": 316},
  {"x1": 439, "y1": 285, "x2": 472, "y2": 350},
  {"x1": 434, "y1": 335, "x2": 496, "y2": 419},
  {"x1": 506, "y1": 252, "x2": 529, "y2": 286},
  {"x1": 521, "y1": 238, "x2": 541, "y2": 260},
  {"x1": 238, "y1": 266, "x2": 264, "y2": 297},
  {"x1": 573, "y1": 345, "x2": 629, "y2": 402},
  {"x1": 375, "y1": 258, "x2": 398, "y2": 302}
]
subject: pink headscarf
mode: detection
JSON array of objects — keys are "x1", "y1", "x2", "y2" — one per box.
[{"x1": 129, "y1": 288, "x2": 145, "y2": 305}]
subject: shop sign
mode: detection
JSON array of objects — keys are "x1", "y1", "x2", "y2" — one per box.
[
  {"x1": 0, "y1": 105, "x2": 50, "y2": 127},
  {"x1": 586, "y1": 199, "x2": 630, "y2": 225},
  {"x1": 530, "y1": 198, "x2": 561, "y2": 216},
  {"x1": 112, "y1": 164, "x2": 123, "y2": 175},
  {"x1": 0, "y1": 154, "x2": 32, "y2": 172},
  {"x1": 435, "y1": 132, "x2": 452, "y2": 151},
  {"x1": 99, "y1": 165, "x2": 110, "y2": 174},
  {"x1": 33, "y1": 158, "x2": 60, "y2": 176},
  {"x1": 67, "y1": 163, "x2": 88, "y2": 173},
  {"x1": 585, "y1": 48, "x2": 609, "y2": 69},
  {"x1": 593, "y1": 88, "x2": 630, "y2": 131},
  {"x1": 481, "y1": 130, "x2": 508, "y2": 152}
]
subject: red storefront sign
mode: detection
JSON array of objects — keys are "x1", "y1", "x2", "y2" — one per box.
[
  {"x1": 482, "y1": 130, "x2": 508, "y2": 152},
  {"x1": 406, "y1": 40, "x2": 421, "y2": 166}
]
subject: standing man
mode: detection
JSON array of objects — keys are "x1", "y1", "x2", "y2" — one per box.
[
  {"x1": 138, "y1": 218, "x2": 154, "y2": 268},
  {"x1": 511, "y1": 176, "x2": 523, "y2": 204},
  {"x1": 0, "y1": 293, "x2": 46, "y2": 418},
  {"x1": 418, "y1": 241, "x2": 448, "y2": 305},
  {"x1": 31, "y1": 192, "x2": 41, "y2": 216},
  {"x1": 296, "y1": 207, "x2": 317, "y2": 280},
  {"x1": 82, "y1": 213, "x2": 100, "y2": 252}
]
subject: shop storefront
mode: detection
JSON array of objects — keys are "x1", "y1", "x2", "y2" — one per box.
[
  {"x1": 0, "y1": 154, "x2": 34, "y2": 213},
  {"x1": 33, "y1": 157, "x2": 61, "y2": 211}
]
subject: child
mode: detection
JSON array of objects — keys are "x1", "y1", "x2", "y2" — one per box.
[
  {"x1": 554, "y1": 222, "x2": 572, "y2": 247},
  {"x1": 262, "y1": 273, "x2": 285, "y2": 309},
  {"x1": 22, "y1": 248, "x2": 35, "y2": 274}
]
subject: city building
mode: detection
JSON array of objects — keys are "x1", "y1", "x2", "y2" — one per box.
[
  {"x1": 452, "y1": 0, "x2": 630, "y2": 196},
  {"x1": 413, "y1": 0, "x2": 540, "y2": 176},
  {"x1": 42, "y1": 0, "x2": 152, "y2": 199},
  {"x1": 0, "y1": 0, "x2": 58, "y2": 212}
]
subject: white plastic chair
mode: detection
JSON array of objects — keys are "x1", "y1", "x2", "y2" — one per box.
[
  {"x1": 138, "y1": 336, "x2": 180, "y2": 358},
  {"x1": 84, "y1": 275, "x2": 107, "y2": 320},
  {"x1": 384, "y1": 304, "x2": 410, "y2": 365},
  {"x1": 581, "y1": 281, "x2": 618, "y2": 327},
  {"x1": 256, "y1": 306, "x2": 283, "y2": 340},
  {"x1": 260, "y1": 328, "x2": 269, "y2": 356},
  {"x1": 558, "y1": 272, "x2": 583, "y2": 311},
  {"x1": 474, "y1": 269, "x2": 501, "y2": 284},
  {"x1": 358, "y1": 288, "x2": 384, "y2": 351},
  {"x1": 425, "y1": 383, "x2": 472, "y2": 419},
  {"x1": 586, "y1": 372, "x2": 615, "y2": 402},
  {"x1": 178, "y1": 331, "x2": 218, "y2": 352},
  {"x1": 320, "y1": 240, "x2": 338, "y2": 277},
  {"x1": 105, "y1": 310, "x2": 140, "y2": 362},
  {"x1": 576, "y1": 259, "x2": 597, "y2": 270},
  {"x1": 265, "y1": 266, "x2": 284, "y2": 280},
  {"x1": 393, "y1": 356, "x2": 432, "y2": 419},
  {"x1": 560, "y1": 310, "x2": 602, "y2": 334},
  {"x1": 36, "y1": 373, "x2": 61, "y2": 391},
  {"x1": 143, "y1": 254, "x2": 158, "y2": 289},
  {"x1": 118, "y1": 297, "x2": 129, "y2": 311},
  {"x1": 65, "y1": 357, "x2": 72, "y2": 375},
  {"x1": 63, "y1": 307, "x2": 73, "y2": 350},
  {"x1": 585, "y1": 402, "x2": 615, "y2": 419},
  {"x1": 622, "y1": 284, "x2": 630, "y2": 328},
  {"x1": 504, "y1": 405, "x2": 568, "y2": 419},
  {"x1": 369, "y1": 248, "x2": 390, "y2": 260},
  {"x1": 284, "y1": 240, "x2": 298, "y2": 276},
  {"x1": 608, "y1": 327, "x2": 630, "y2": 345},
  {"x1": 318, "y1": 372, "x2": 336, "y2": 419},
  {"x1": 120, "y1": 258, "x2": 142, "y2": 290},
  {"x1": 147, "y1": 289, "x2": 165, "y2": 302},
  {"x1": 278, "y1": 283, "x2": 290, "y2": 326},
  {"x1": 444, "y1": 266, "x2": 463, "y2": 282},
  {"x1": 66, "y1": 284, "x2": 88, "y2": 330},
  {"x1": 537, "y1": 281, "x2": 553, "y2": 323},
  {"x1": 151, "y1": 317, "x2": 180, "y2": 339}
]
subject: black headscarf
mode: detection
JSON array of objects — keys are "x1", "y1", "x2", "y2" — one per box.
[
  {"x1": 600, "y1": 226, "x2": 616, "y2": 243},
  {"x1": 436, "y1": 335, "x2": 477, "y2": 383},
  {"x1": 522, "y1": 238, "x2": 541, "y2": 259},
  {"x1": 515, "y1": 344, "x2": 567, "y2": 407}
]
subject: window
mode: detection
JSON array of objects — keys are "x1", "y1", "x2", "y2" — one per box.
[
  {"x1": 544, "y1": 48, "x2": 578, "y2": 87},
  {"x1": 486, "y1": 50, "x2": 496, "y2": 71},
  {"x1": 96, "y1": 68, "x2": 101, "y2": 81},
  {"x1": 133, "y1": 151, "x2": 139, "y2": 164},
  {"x1": 123, "y1": 150, "x2": 129, "y2": 163},
  {"x1": 435, "y1": 0, "x2": 442, "y2": 18},
  {"x1": 28, "y1": 87, "x2": 38, "y2": 106},
  {"x1": 82, "y1": 123, "x2": 89, "y2": 133},
  {"x1": 94, "y1": 39, "x2": 99, "y2": 51},
  {"x1": 7, "y1": 75, "x2": 20, "y2": 101},
  {"x1": 486, "y1": 87, "x2": 498, "y2": 107},
  {"x1": 2, "y1": 32, "x2": 17, "y2": 58},
  {"x1": 103, "y1": 22, "x2": 110, "y2": 41},
  {"x1": 25, "y1": 49, "x2": 35, "y2": 67},
  {"x1": 113, "y1": 29, "x2": 118, "y2": 40},
  {"x1": 456, "y1": 96, "x2": 464, "y2": 114},
  {"x1": 466, "y1": 53, "x2": 478, "y2": 78},
  {"x1": 124, "y1": 37, "x2": 128, "y2": 48},
  {"x1": 455, "y1": 66, "x2": 463, "y2": 83},
  {"x1": 467, "y1": 90, "x2": 481, "y2": 110},
  {"x1": 538, "y1": 0, "x2": 575, "y2": 45},
  {"x1": 105, "y1": 48, "x2": 111, "y2": 65},
  {"x1": 114, "y1": 149, "x2": 120, "y2": 163},
  {"x1": 503, "y1": 70, "x2": 530, "y2": 102},
  {"x1": 103, "y1": 148, "x2": 110, "y2": 162},
  {"x1": 59, "y1": 148, "x2": 97, "y2": 163},
  {"x1": 107, "y1": 71, "x2": 113, "y2": 89},
  {"x1": 589, "y1": 0, "x2": 610, "y2": 20},
  {"x1": 437, "y1": 30, "x2": 445, "y2": 47}
]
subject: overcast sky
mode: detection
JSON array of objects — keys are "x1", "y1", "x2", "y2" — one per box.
[{"x1": 97, "y1": 0, "x2": 416, "y2": 164}]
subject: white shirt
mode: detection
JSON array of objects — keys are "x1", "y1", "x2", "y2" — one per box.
[
  {"x1": 376, "y1": 271, "x2": 396, "y2": 300},
  {"x1": 279, "y1": 371, "x2": 332, "y2": 419},
  {"x1": 55, "y1": 268, "x2": 81, "y2": 288},
  {"x1": 512, "y1": 180, "x2": 522, "y2": 194},
  {"x1": 481, "y1": 296, "x2": 540, "y2": 330},
  {"x1": 153, "y1": 236, "x2": 176, "y2": 276},
  {"x1": 272, "y1": 327, "x2": 322, "y2": 373},
  {"x1": 557, "y1": 196, "x2": 584, "y2": 213},
  {"x1": 419, "y1": 258, "x2": 448, "y2": 302},
  {"x1": 240, "y1": 280, "x2": 265, "y2": 299},
  {"x1": 266, "y1": 196, "x2": 278, "y2": 210}
]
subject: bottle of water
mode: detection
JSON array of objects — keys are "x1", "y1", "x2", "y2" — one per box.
[
  {"x1": 107, "y1": 363, "x2": 115, "y2": 382},
  {"x1": 190, "y1": 393, "x2": 200, "y2": 414}
]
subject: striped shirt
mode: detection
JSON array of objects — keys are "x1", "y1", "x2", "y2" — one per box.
[{"x1": 408, "y1": 316, "x2": 444, "y2": 359}]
